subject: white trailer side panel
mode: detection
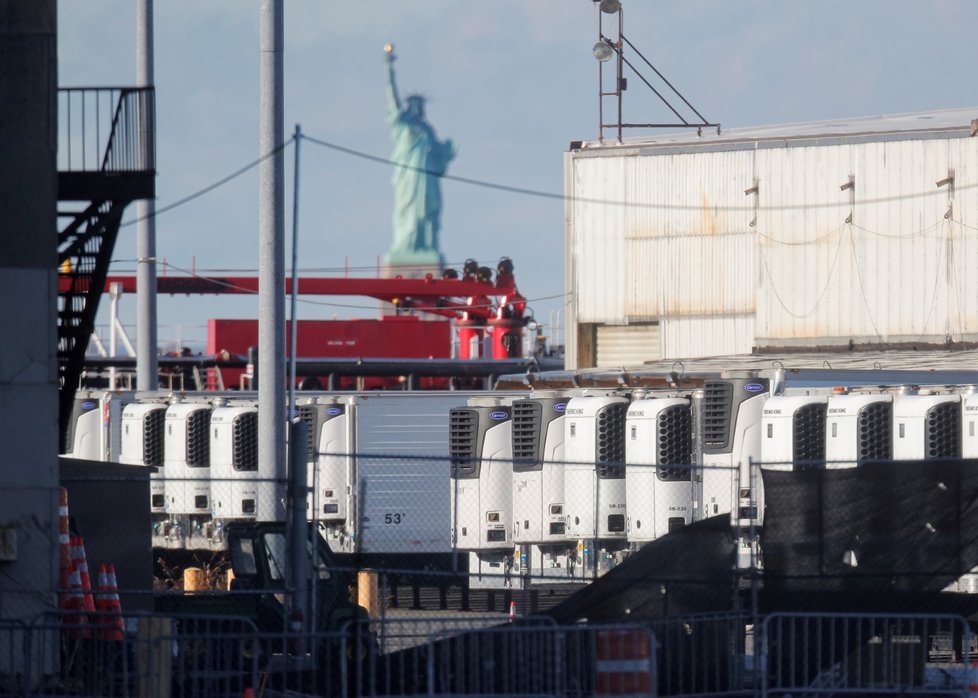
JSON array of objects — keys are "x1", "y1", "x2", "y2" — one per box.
[{"x1": 353, "y1": 393, "x2": 470, "y2": 554}]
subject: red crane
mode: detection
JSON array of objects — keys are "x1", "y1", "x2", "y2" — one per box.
[{"x1": 63, "y1": 257, "x2": 530, "y2": 360}]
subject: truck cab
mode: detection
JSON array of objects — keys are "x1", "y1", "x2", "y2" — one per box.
[
  {"x1": 156, "y1": 521, "x2": 365, "y2": 636},
  {"x1": 225, "y1": 521, "x2": 361, "y2": 633}
]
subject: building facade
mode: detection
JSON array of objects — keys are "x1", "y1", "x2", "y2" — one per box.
[{"x1": 564, "y1": 108, "x2": 978, "y2": 369}]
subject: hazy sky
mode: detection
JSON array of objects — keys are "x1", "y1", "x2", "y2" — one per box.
[{"x1": 58, "y1": 1, "x2": 978, "y2": 353}]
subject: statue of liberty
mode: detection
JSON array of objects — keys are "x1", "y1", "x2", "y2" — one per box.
[{"x1": 384, "y1": 44, "x2": 457, "y2": 265}]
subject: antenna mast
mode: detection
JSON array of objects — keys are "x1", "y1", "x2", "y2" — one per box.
[{"x1": 593, "y1": 1, "x2": 721, "y2": 144}]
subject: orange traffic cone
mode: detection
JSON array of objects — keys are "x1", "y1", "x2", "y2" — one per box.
[
  {"x1": 58, "y1": 489, "x2": 71, "y2": 609},
  {"x1": 64, "y1": 562, "x2": 90, "y2": 639},
  {"x1": 100, "y1": 563, "x2": 124, "y2": 641},
  {"x1": 69, "y1": 535, "x2": 96, "y2": 614},
  {"x1": 95, "y1": 563, "x2": 109, "y2": 635}
]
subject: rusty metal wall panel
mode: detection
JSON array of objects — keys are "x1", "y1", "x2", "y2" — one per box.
[
  {"x1": 624, "y1": 150, "x2": 759, "y2": 318},
  {"x1": 573, "y1": 150, "x2": 758, "y2": 322}
]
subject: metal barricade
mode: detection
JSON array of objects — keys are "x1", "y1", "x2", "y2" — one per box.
[
  {"x1": 346, "y1": 614, "x2": 516, "y2": 696},
  {"x1": 24, "y1": 612, "x2": 136, "y2": 698},
  {"x1": 14, "y1": 612, "x2": 261, "y2": 698},
  {"x1": 422, "y1": 620, "x2": 655, "y2": 697},
  {"x1": 759, "y1": 612, "x2": 973, "y2": 696},
  {"x1": 249, "y1": 624, "x2": 354, "y2": 698},
  {"x1": 649, "y1": 613, "x2": 754, "y2": 697},
  {"x1": 162, "y1": 615, "x2": 261, "y2": 698},
  {"x1": 0, "y1": 619, "x2": 28, "y2": 698},
  {"x1": 339, "y1": 614, "x2": 662, "y2": 697}
]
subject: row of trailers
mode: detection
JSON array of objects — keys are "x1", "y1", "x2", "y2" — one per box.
[{"x1": 62, "y1": 368, "x2": 978, "y2": 591}]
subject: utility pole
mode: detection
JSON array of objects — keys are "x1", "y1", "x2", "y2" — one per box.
[
  {"x1": 258, "y1": 0, "x2": 286, "y2": 522},
  {"x1": 136, "y1": 0, "x2": 158, "y2": 389}
]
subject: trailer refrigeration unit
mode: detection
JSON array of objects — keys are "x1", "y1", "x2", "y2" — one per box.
[
  {"x1": 510, "y1": 393, "x2": 572, "y2": 580},
  {"x1": 163, "y1": 397, "x2": 213, "y2": 549},
  {"x1": 62, "y1": 390, "x2": 134, "y2": 462},
  {"x1": 160, "y1": 391, "x2": 494, "y2": 563},
  {"x1": 759, "y1": 394, "x2": 829, "y2": 473},
  {"x1": 824, "y1": 390, "x2": 893, "y2": 469},
  {"x1": 892, "y1": 390, "x2": 961, "y2": 461},
  {"x1": 450, "y1": 397, "x2": 514, "y2": 588},
  {"x1": 296, "y1": 397, "x2": 354, "y2": 555},
  {"x1": 563, "y1": 395, "x2": 629, "y2": 580},
  {"x1": 962, "y1": 390, "x2": 978, "y2": 459},
  {"x1": 209, "y1": 400, "x2": 264, "y2": 535},
  {"x1": 118, "y1": 400, "x2": 168, "y2": 546},
  {"x1": 952, "y1": 389, "x2": 978, "y2": 594},
  {"x1": 625, "y1": 396, "x2": 694, "y2": 547},
  {"x1": 700, "y1": 376, "x2": 770, "y2": 570}
]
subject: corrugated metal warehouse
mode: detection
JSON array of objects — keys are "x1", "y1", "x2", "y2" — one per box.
[{"x1": 564, "y1": 107, "x2": 978, "y2": 369}]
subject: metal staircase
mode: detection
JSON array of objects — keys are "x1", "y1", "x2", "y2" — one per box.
[{"x1": 57, "y1": 87, "x2": 155, "y2": 449}]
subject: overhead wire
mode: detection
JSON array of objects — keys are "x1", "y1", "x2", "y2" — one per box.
[
  {"x1": 98, "y1": 130, "x2": 976, "y2": 347},
  {"x1": 946, "y1": 213, "x2": 978, "y2": 343},
  {"x1": 112, "y1": 128, "x2": 975, "y2": 238},
  {"x1": 847, "y1": 222, "x2": 886, "y2": 344},
  {"x1": 950, "y1": 216, "x2": 978, "y2": 233},
  {"x1": 757, "y1": 222, "x2": 848, "y2": 319},
  {"x1": 756, "y1": 226, "x2": 844, "y2": 247},
  {"x1": 849, "y1": 219, "x2": 943, "y2": 241},
  {"x1": 938, "y1": 216, "x2": 969, "y2": 343},
  {"x1": 913, "y1": 217, "x2": 950, "y2": 344},
  {"x1": 301, "y1": 134, "x2": 567, "y2": 203},
  {"x1": 299, "y1": 132, "x2": 978, "y2": 213},
  {"x1": 118, "y1": 138, "x2": 295, "y2": 228}
]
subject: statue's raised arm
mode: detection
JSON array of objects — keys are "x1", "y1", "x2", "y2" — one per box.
[{"x1": 384, "y1": 43, "x2": 402, "y2": 125}]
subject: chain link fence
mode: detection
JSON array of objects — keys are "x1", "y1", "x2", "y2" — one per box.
[
  {"x1": 54, "y1": 454, "x2": 978, "y2": 615},
  {"x1": 3, "y1": 609, "x2": 975, "y2": 697},
  {"x1": 26, "y1": 384, "x2": 978, "y2": 695}
]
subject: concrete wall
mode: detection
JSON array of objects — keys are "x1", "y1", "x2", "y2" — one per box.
[{"x1": 0, "y1": 0, "x2": 59, "y2": 621}]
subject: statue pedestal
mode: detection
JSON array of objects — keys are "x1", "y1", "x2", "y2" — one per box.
[
  {"x1": 382, "y1": 250, "x2": 445, "y2": 278},
  {"x1": 380, "y1": 252, "x2": 446, "y2": 318}
]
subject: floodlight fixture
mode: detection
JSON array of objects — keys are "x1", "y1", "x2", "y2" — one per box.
[
  {"x1": 593, "y1": 39, "x2": 614, "y2": 62},
  {"x1": 599, "y1": 0, "x2": 621, "y2": 13}
]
